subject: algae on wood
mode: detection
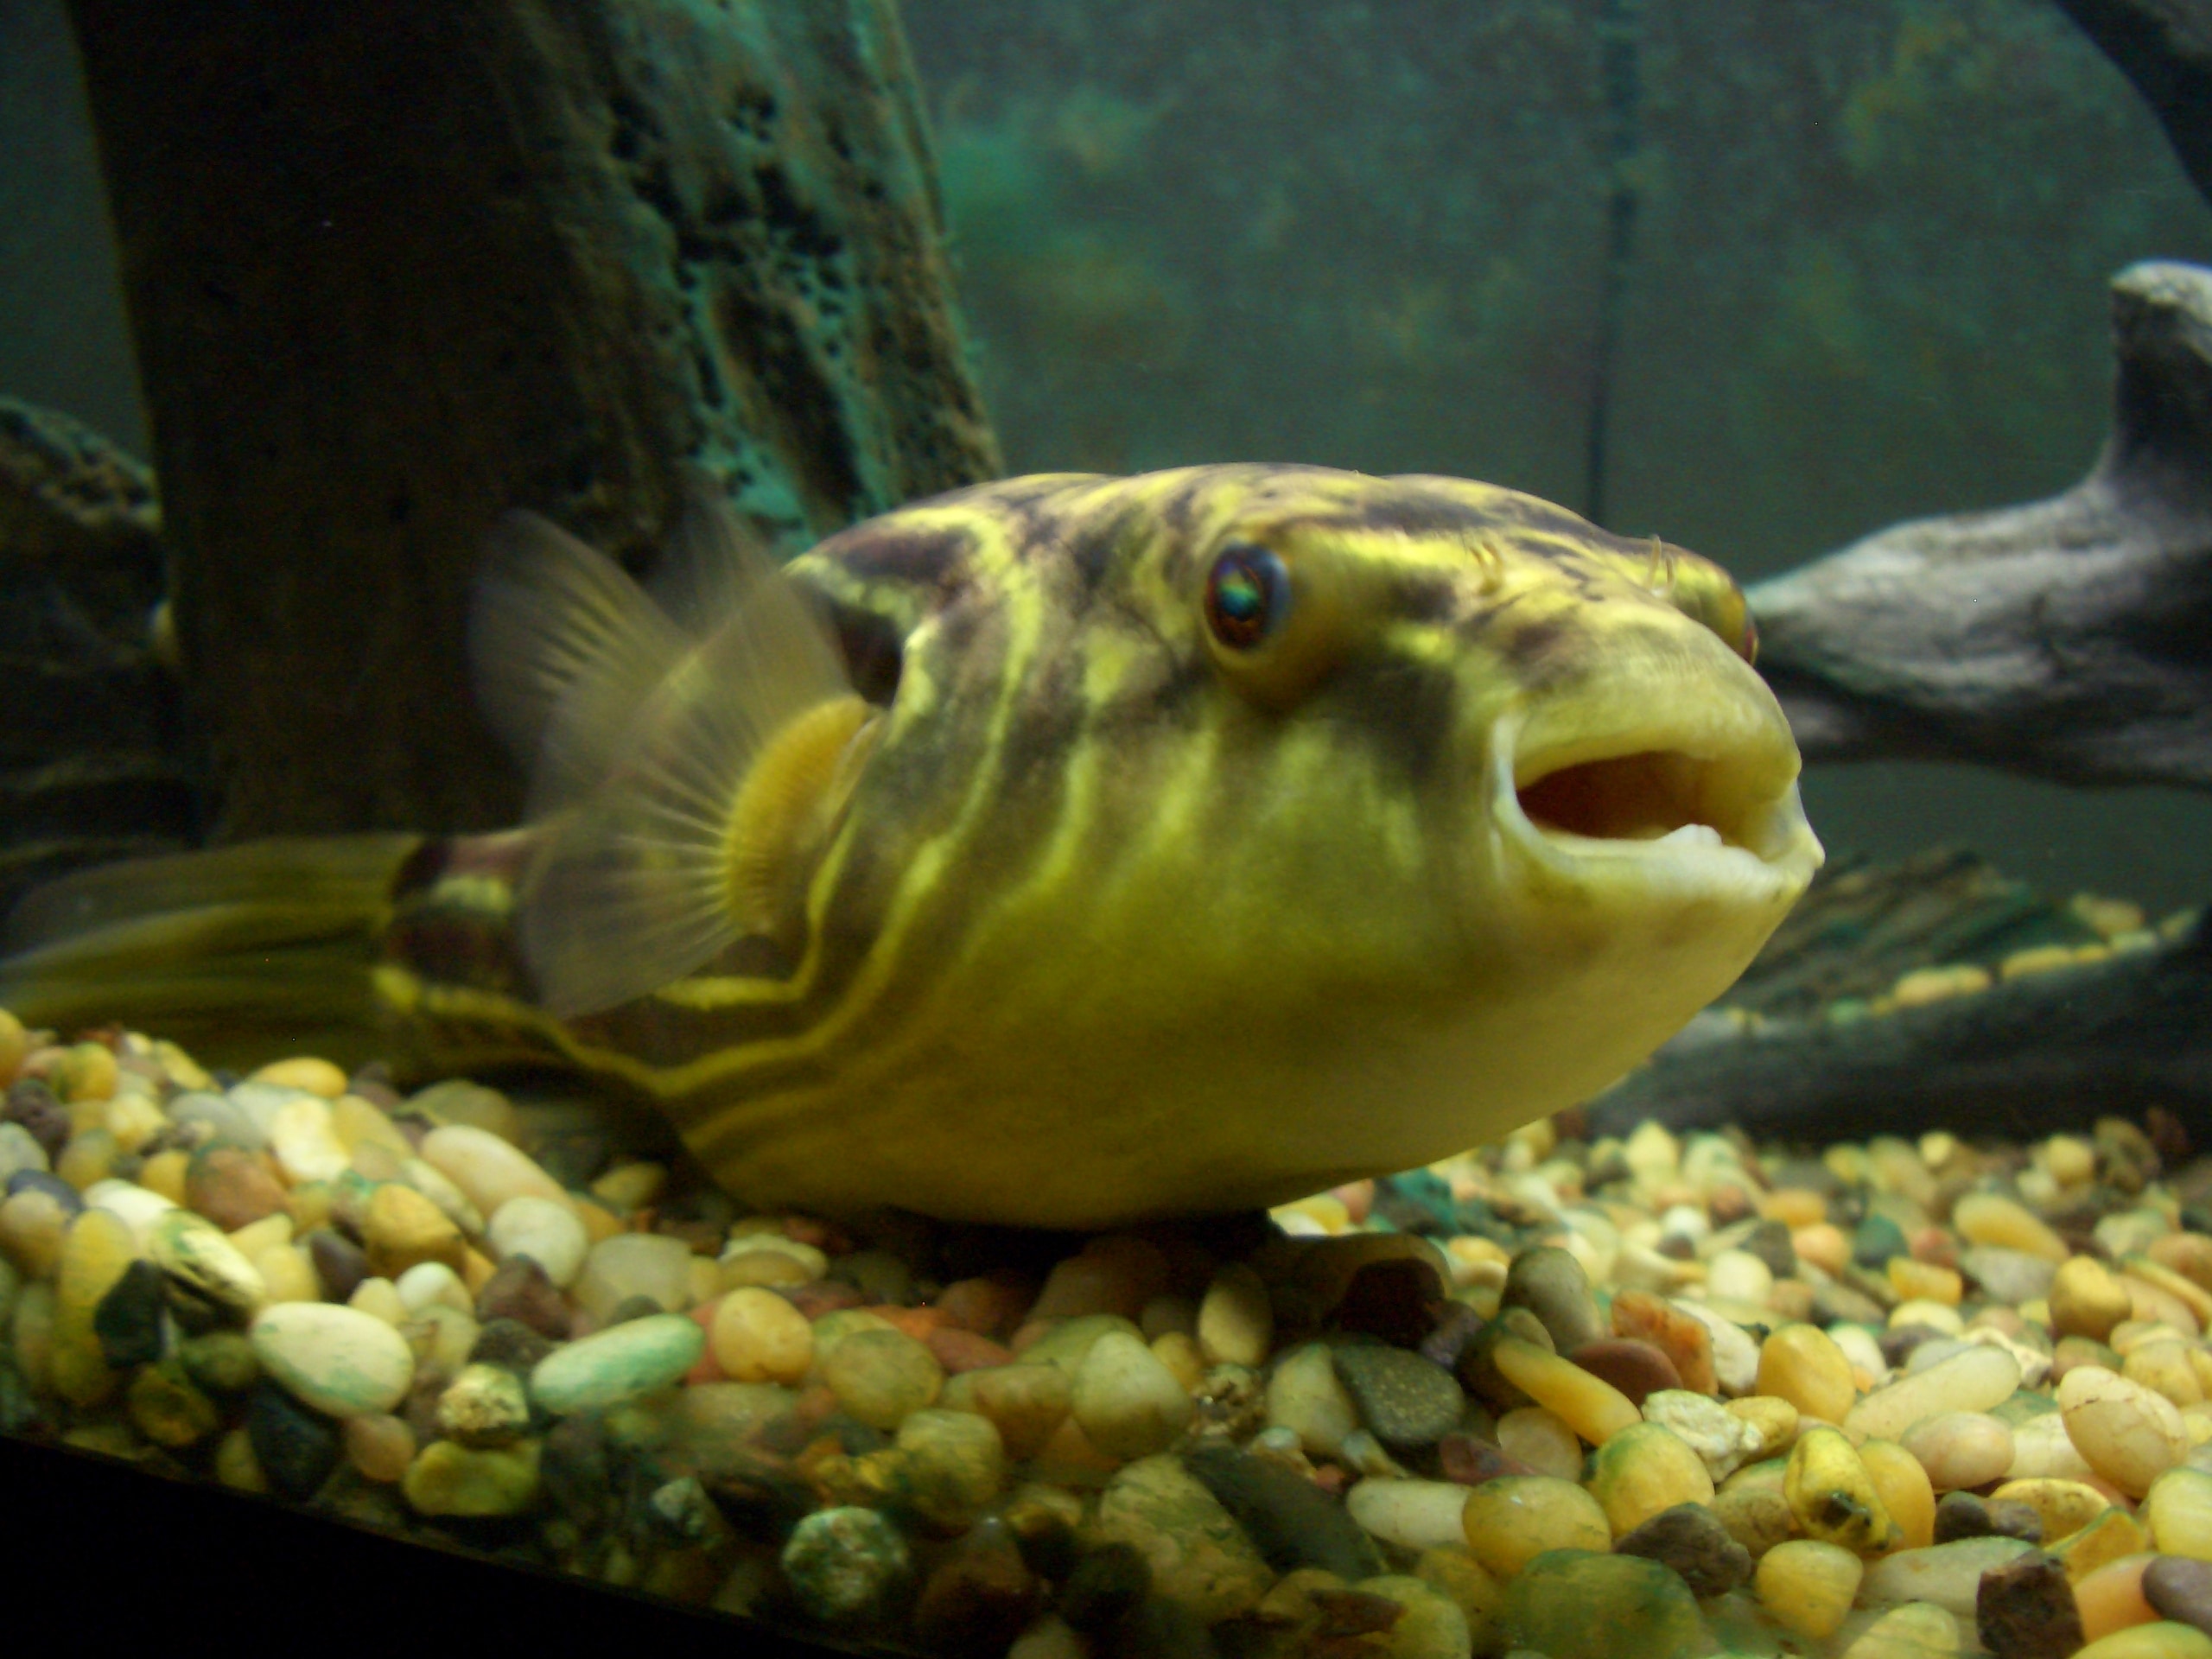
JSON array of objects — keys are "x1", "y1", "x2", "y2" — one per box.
[{"x1": 67, "y1": 0, "x2": 998, "y2": 840}]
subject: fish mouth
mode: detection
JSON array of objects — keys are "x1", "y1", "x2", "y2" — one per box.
[{"x1": 1491, "y1": 707, "x2": 1821, "y2": 899}]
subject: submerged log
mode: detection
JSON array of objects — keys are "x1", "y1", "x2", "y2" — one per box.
[
  {"x1": 67, "y1": 0, "x2": 998, "y2": 840},
  {"x1": 1586, "y1": 850, "x2": 2212, "y2": 1143},
  {"x1": 0, "y1": 399, "x2": 195, "y2": 915},
  {"x1": 1748, "y1": 260, "x2": 2212, "y2": 790}
]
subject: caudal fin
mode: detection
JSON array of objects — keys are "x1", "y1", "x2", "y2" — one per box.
[{"x1": 0, "y1": 835, "x2": 422, "y2": 1066}]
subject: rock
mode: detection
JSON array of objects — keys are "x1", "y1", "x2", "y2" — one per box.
[
  {"x1": 1933, "y1": 1490, "x2": 2044, "y2": 1545},
  {"x1": 250, "y1": 1301, "x2": 416, "y2": 1417},
  {"x1": 342, "y1": 1413, "x2": 415, "y2": 1483},
  {"x1": 781, "y1": 1505, "x2": 916, "y2": 1626},
  {"x1": 126, "y1": 1357, "x2": 220, "y2": 1447},
  {"x1": 1962, "y1": 1247, "x2": 2058, "y2": 1306},
  {"x1": 1182, "y1": 1442, "x2": 1383, "y2": 1580},
  {"x1": 1072, "y1": 1329, "x2": 1193, "y2": 1460},
  {"x1": 185, "y1": 1144, "x2": 288, "y2": 1231},
  {"x1": 1953, "y1": 1194, "x2": 2069, "y2": 1262},
  {"x1": 403, "y1": 1436, "x2": 543, "y2": 1516},
  {"x1": 1861, "y1": 1537, "x2": 2035, "y2": 1618},
  {"x1": 4, "y1": 1077, "x2": 70, "y2": 1161},
  {"x1": 1903, "y1": 1410, "x2": 2016, "y2": 1492},
  {"x1": 486, "y1": 1194, "x2": 588, "y2": 1289},
  {"x1": 1344, "y1": 1478, "x2": 1477, "y2": 1554},
  {"x1": 1196, "y1": 1263, "x2": 1273, "y2": 1368},
  {"x1": 1060, "y1": 1540, "x2": 1152, "y2": 1631},
  {"x1": 1458, "y1": 1477, "x2": 1611, "y2": 1580},
  {"x1": 362, "y1": 1180, "x2": 465, "y2": 1279},
  {"x1": 1757, "y1": 1322, "x2": 1859, "y2": 1422},
  {"x1": 1355, "y1": 1573, "x2": 1474, "y2": 1659},
  {"x1": 913, "y1": 1516, "x2": 1041, "y2": 1655},
  {"x1": 1758, "y1": 1539, "x2": 1866, "y2": 1642},
  {"x1": 1640, "y1": 1388, "x2": 1758, "y2": 1480},
  {"x1": 176, "y1": 1329, "x2": 260, "y2": 1395},
  {"x1": 1854, "y1": 1213, "x2": 1910, "y2": 1268},
  {"x1": 394, "y1": 1261, "x2": 471, "y2": 1315},
  {"x1": 435, "y1": 1362, "x2": 531, "y2": 1446},
  {"x1": 820, "y1": 1326, "x2": 944, "y2": 1433},
  {"x1": 1495, "y1": 1403, "x2": 1583, "y2": 1478},
  {"x1": 246, "y1": 1379, "x2": 341, "y2": 1500},
  {"x1": 1435, "y1": 1431, "x2": 1539, "y2": 1487},
  {"x1": 1501, "y1": 1245, "x2": 1605, "y2": 1353},
  {"x1": 149, "y1": 1209, "x2": 266, "y2": 1328},
  {"x1": 0, "y1": 1122, "x2": 47, "y2": 1184},
  {"x1": 1977, "y1": 1548, "x2": 2085, "y2": 1659},
  {"x1": 571, "y1": 1231, "x2": 696, "y2": 1323},
  {"x1": 1333, "y1": 1343, "x2": 1464, "y2": 1448},
  {"x1": 473, "y1": 1253, "x2": 569, "y2": 1341},
  {"x1": 1844, "y1": 1344, "x2": 2021, "y2": 1441},
  {"x1": 1567, "y1": 1338, "x2": 1680, "y2": 1407},
  {"x1": 709, "y1": 1286, "x2": 813, "y2": 1385},
  {"x1": 1707, "y1": 1248, "x2": 1777, "y2": 1306},
  {"x1": 1453, "y1": 1306, "x2": 1554, "y2": 1411},
  {"x1": 1786, "y1": 1425, "x2": 1898, "y2": 1553},
  {"x1": 945, "y1": 1363, "x2": 1071, "y2": 1460},
  {"x1": 896, "y1": 1407, "x2": 1007, "y2": 1526},
  {"x1": 51, "y1": 1206, "x2": 137, "y2": 1407},
  {"x1": 1489, "y1": 1336, "x2": 1638, "y2": 1443},
  {"x1": 2060, "y1": 1364, "x2": 2190, "y2": 1496},
  {"x1": 0, "y1": 1185, "x2": 71, "y2": 1280},
  {"x1": 464, "y1": 1319, "x2": 556, "y2": 1384},
  {"x1": 416, "y1": 1124, "x2": 567, "y2": 1221},
  {"x1": 2146, "y1": 1555, "x2": 2212, "y2": 1636},
  {"x1": 303, "y1": 1227, "x2": 368, "y2": 1304},
  {"x1": 2148, "y1": 1468, "x2": 2212, "y2": 1557},
  {"x1": 1586, "y1": 1421, "x2": 1717, "y2": 1536},
  {"x1": 1499, "y1": 1549, "x2": 1707, "y2": 1659},
  {"x1": 531, "y1": 1313, "x2": 704, "y2": 1416},
  {"x1": 2053, "y1": 1255, "x2": 2135, "y2": 1344},
  {"x1": 92, "y1": 1257, "x2": 166, "y2": 1367},
  {"x1": 1613, "y1": 1500, "x2": 1753, "y2": 1597},
  {"x1": 1089, "y1": 1453, "x2": 1274, "y2": 1623},
  {"x1": 266, "y1": 1091, "x2": 350, "y2": 1184},
  {"x1": 1671, "y1": 1301, "x2": 1761, "y2": 1395},
  {"x1": 1268, "y1": 1341, "x2": 1360, "y2": 1455},
  {"x1": 1712, "y1": 1484, "x2": 1798, "y2": 1561}
]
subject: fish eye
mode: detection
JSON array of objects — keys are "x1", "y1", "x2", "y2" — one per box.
[{"x1": 1205, "y1": 543, "x2": 1292, "y2": 651}]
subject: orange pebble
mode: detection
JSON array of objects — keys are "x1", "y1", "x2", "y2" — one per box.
[
  {"x1": 684, "y1": 1297, "x2": 727, "y2": 1385},
  {"x1": 1793, "y1": 1224, "x2": 1852, "y2": 1278},
  {"x1": 935, "y1": 1274, "x2": 1033, "y2": 1338},
  {"x1": 869, "y1": 1304, "x2": 948, "y2": 1342},
  {"x1": 2074, "y1": 1553, "x2": 2160, "y2": 1643},
  {"x1": 1764, "y1": 1188, "x2": 1827, "y2": 1229},
  {"x1": 927, "y1": 1326, "x2": 1015, "y2": 1374}
]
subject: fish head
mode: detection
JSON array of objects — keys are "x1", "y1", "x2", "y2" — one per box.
[{"x1": 786, "y1": 464, "x2": 1820, "y2": 1214}]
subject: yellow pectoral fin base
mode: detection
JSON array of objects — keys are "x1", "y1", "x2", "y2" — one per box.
[
  {"x1": 726, "y1": 695, "x2": 880, "y2": 955},
  {"x1": 475, "y1": 498, "x2": 867, "y2": 1020}
]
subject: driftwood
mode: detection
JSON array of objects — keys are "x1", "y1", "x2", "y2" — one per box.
[
  {"x1": 0, "y1": 400, "x2": 195, "y2": 916},
  {"x1": 67, "y1": 0, "x2": 998, "y2": 841},
  {"x1": 2053, "y1": 0, "x2": 2212, "y2": 209},
  {"x1": 1586, "y1": 850, "x2": 2212, "y2": 1142},
  {"x1": 1748, "y1": 260, "x2": 2212, "y2": 790}
]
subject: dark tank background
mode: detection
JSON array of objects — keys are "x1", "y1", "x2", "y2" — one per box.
[{"x1": 3, "y1": 0, "x2": 2211, "y2": 907}]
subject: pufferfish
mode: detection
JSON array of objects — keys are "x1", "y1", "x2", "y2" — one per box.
[{"x1": 0, "y1": 466, "x2": 1821, "y2": 1228}]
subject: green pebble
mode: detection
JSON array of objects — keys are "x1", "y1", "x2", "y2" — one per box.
[
  {"x1": 402, "y1": 1436, "x2": 543, "y2": 1516},
  {"x1": 529, "y1": 1314, "x2": 703, "y2": 1415},
  {"x1": 1332, "y1": 1343, "x2": 1465, "y2": 1448},
  {"x1": 1853, "y1": 1215, "x2": 1908, "y2": 1268},
  {"x1": 127, "y1": 1358, "x2": 221, "y2": 1448},
  {"x1": 781, "y1": 1505, "x2": 912, "y2": 1624},
  {"x1": 177, "y1": 1330, "x2": 261, "y2": 1395},
  {"x1": 1500, "y1": 1549, "x2": 1707, "y2": 1659}
]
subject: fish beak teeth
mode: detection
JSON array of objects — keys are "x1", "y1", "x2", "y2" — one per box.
[{"x1": 1490, "y1": 711, "x2": 1823, "y2": 898}]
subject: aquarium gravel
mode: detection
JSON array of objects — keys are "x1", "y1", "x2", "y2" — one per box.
[{"x1": 9, "y1": 1012, "x2": 2212, "y2": 1657}]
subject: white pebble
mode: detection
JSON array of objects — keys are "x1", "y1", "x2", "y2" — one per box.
[
  {"x1": 396, "y1": 1260, "x2": 473, "y2": 1315},
  {"x1": 251, "y1": 1301, "x2": 416, "y2": 1417},
  {"x1": 488, "y1": 1196, "x2": 588, "y2": 1289},
  {"x1": 1345, "y1": 1478, "x2": 1473, "y2": 1551},
  {"x1": 81, "y1": 1177, "x2": 176, "y2": 1245},
  {"x1": 1071, "y1": 1330, "x2": 1192, "y2": 1460},
  {"x1": 267, "y1": 1093, "x2": 350, "y2": 1185},
  {"x1": 417, "y1": 1124, "x2": 569, "y2": 1220}
]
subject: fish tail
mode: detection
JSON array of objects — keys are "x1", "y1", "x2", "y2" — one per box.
[{"x1": 0, "y1": 834, "x2": 424, "y2": 1068}]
